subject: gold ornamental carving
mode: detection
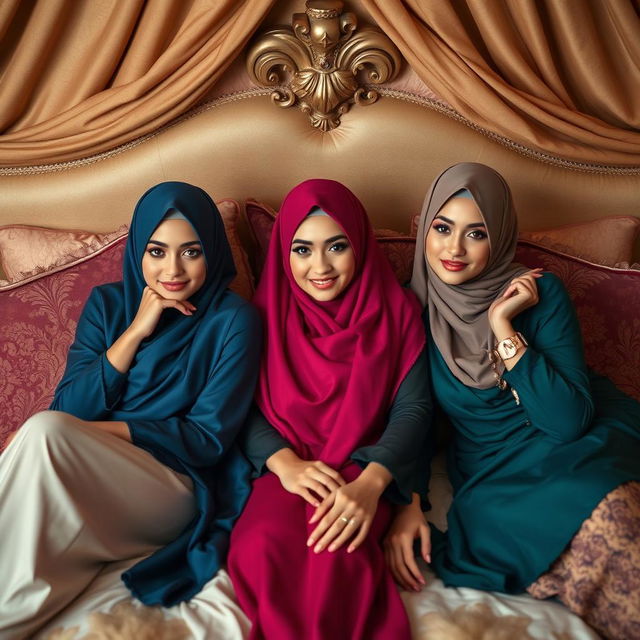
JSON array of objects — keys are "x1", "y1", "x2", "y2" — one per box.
[{"x1": 246, "y1": 0, "x2": 401, "y2": 131}]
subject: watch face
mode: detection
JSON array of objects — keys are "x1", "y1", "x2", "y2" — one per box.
[{"x1": 498, "y1": 339, "x2": 517, "y2": 360}]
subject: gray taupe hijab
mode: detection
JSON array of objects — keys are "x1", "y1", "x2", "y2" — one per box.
[{"x1": 411, "y1": 162, "x2": 528, "y2": 389}]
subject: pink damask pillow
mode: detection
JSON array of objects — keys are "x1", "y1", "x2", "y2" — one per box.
[
  {"x1": 515, "y1": 241, "x2": 640, "y2": 402},
  {"x1": 0, "y1": 237, "x2": 127, "y2": 449},
  {"x1": 0, "y1": 200, "x2": 254, "y2": 300},
  {"x1": 245, "y1": 200, "x2": 415, "y2": 284}
]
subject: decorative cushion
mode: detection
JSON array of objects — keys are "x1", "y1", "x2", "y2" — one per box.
[
  {"x1": 410, "y1": 214, "x2": 640, "y2": 268},
  {"x1": 245, "y1": 200, "x2": 415, "y2": 284},
  {"x1": 0, "y1": 237, "x2": 126, "y2": 449},
  {"x1": 518, "y1": 216, "x2": 640, "y2": 268},
  {"x1": 0, "y1": 199, "x2": 254, "y2": 300},
  {"x1": 0, "y1": 225, "x2": 113, "y2": 281},
  {"x1": 515, "y1": 241, "x2": 640, "y2": 402}
]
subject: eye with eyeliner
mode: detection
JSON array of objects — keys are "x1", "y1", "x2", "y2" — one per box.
[
  {"x1": 146, "y1": 246, "x2": 165, "y2": 258},
  {"x1": 328, "y1": 241, "x2": 349, "y2": 252},
  {"x1": 291, "y1": 245, "x2": 310, "y2": 256},
  {"x1": 432, "y1": 222, "x2": 450, "y2": 234}
]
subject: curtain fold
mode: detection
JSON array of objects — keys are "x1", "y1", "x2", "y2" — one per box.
[
  {"x1": 361, "y1": 0, "x2": 640, "y2": 166},
  {"x1": 0, "y1": 0, "x2": 638, "y2": 167},
  {"x1": 0, "y1": 0, "x2": 276, "y2": 166}
]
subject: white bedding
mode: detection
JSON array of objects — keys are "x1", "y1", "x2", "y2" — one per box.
[
  {"x1": 37, "y1": 451, "x2": 601, "y2": 639},
  {"x1": 38, "y1": 561, "x2": 599, "y2": 640}
]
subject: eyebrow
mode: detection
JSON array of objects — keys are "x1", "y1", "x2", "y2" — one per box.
[
  {"x1": 291, "y1": 234, "x2": 348, "y2": 246},
  {"x1": 146, "y1": 240, "x2": 202, "y2": 248},
  {"x1": 434, "y1": 215, "x2": 486, "y2": 229}
]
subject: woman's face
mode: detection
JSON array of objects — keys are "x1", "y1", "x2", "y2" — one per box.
[
  {"x1": 289, "y1": 214, "x2": 356, "y2": 301},
  {"x1": 141, "y1": 219, "x2": 206, "y2": 300},
  {"x1": 425, "y1": 196, "x2": 490, "y2": 285}
]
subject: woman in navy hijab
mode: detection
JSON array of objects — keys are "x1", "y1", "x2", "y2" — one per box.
[{"x1": 0, "y1": 182, "x2": 261, "y2": 638}]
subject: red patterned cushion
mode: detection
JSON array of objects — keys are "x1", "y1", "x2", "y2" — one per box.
[
  {"x1": 515, "y1": 241, "x2": 640, "y2": 402},
  {"x1": 0, "y1": 237, "x2": 127, "y2": 449},
  {"x1": 245, "y1": 200, "x2": 415, "y2": 284}
]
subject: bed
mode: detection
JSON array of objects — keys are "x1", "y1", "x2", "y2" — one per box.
[{"x1": 1, "y1": 1, "x2": 639, "y2": 638}]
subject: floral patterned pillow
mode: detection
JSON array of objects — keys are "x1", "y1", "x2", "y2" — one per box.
[
  {"x1": 515, "y1": 241, "x2": 640, "y2": 402},
  {"x1": 0, "y1": 237, "x2": 127, "y2": 448},
  {"x1": 245, "y1": 199, "x2": 416, "y2": 284}
]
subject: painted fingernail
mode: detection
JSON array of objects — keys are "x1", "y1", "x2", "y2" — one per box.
[
  {"x1": 307, "y1": 538, "x2": 314, "y2": 546},
  {"x1": 314, "y1": 544, "x2": 323, "y2": 553},
  {"x1": 328, "y1": 544, "x2": 335, "y2": 552},
  {"x1": 347, "y1": 546, "x2": 354, "y2": 553}
]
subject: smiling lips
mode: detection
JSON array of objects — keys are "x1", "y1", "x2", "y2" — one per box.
[
  {"x1": 441, "y1": 260, "x2": 468, "y2": 272},
  {"x1": 309, "y1": 276, "x2": 338, "y2": 290},
  {"x1": 160, "y1": 280, "x2": 188, "y2": 292}
]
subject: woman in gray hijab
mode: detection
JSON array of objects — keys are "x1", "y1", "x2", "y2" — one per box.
[{"x1": 385, "y1": 162, "x2": 640, "y2": 640}]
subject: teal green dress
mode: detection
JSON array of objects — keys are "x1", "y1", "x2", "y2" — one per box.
[{"x1": 428, "y1": 272, "x2": 640, "y2": 593}]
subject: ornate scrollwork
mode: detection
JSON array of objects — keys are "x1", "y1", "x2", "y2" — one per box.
[{"x1": 246, "y1": 0, "x2": 401, "y2": 131}]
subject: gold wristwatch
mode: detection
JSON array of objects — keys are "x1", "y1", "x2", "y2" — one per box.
[{"x1": 494, "y1": 332, "x2": 528, "y2": 361}]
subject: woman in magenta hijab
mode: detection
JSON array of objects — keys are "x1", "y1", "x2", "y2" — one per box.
[{"x1": 228, "y1": 179, "x2": 430, "y2": 639}]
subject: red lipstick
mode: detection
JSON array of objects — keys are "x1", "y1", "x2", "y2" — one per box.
[
  {"x1": 309, "y1": 276, "x2": 338, "y2": 290},
  {"x1": 160, "y1": 281, "x2": 188, "y2": 292},
  {"x1": 441, "y1": 260, "x2": 467, "y2": 272}
]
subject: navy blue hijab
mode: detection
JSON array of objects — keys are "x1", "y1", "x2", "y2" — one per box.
[
  {"x1": 52, "y1": 181, "x2": 261, "y2": 605},
  {"x1": 121, "y1": 181, "x2": 236, "y2": 391}
]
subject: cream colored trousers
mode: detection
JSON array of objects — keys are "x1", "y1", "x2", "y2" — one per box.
[{"x1": 0, "y1": 411, "x2": 196, "y2": 640}]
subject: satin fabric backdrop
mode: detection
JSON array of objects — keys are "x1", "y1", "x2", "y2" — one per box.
[
  {"x1": 0, "y1": 0, "x2": 638, "y2": 166},
  {"x1": 362, "y1": 0, "x2": 640, "y2": 165},
  {"x1": 0, "y1": 0, "x2": 275, "y2": 164}
]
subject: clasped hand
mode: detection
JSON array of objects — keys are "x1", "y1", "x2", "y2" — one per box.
[{"x1": 306, "y1": 476, "x2": 383, "y2": 554}]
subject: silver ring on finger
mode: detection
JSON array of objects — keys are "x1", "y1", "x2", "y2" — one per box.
[
  {"x1": 339, "y1": 516, "x2": 349, "y2": 524},
  {"x1": 348, "y1": 518, "x2": 357, "y2": 526}
]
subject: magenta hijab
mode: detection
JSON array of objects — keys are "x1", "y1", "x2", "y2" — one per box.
[{"x1": 253, "y1": 179, "x2": 425, "y2": 468}]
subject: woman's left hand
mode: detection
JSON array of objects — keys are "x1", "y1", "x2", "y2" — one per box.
[
  {"x1": 488, "y1": 269, "x2": 542, "y2": 330},
  {"x1": 306, "y1": 463, "x2": 391, "y2": 554}
]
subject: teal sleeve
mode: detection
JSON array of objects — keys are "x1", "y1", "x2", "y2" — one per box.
[
  {"x1": 352, "y1": 349, "x2": 433, "y2": 505},
  {"x1": 51, "y1": 288, "x2": 127, "y2": 417},
  {"x1": 503, "y1": 273, "x2": 594, "y2": 442}
]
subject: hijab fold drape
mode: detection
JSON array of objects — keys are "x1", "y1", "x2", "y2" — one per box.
[
  {"x1": 411, "y1": 163, "x2": 528, "y2": 389},
  {"x1": 254, "y1": 179, "x2": 425, "y2": 468}
]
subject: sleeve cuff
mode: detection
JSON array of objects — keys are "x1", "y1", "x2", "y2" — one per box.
[
  {"x1": 101, "y1": 353, "x2": 127, "y2": 409},
  {"x1": 351, "y1": 445, "x2": 413, "y2": 505},
  {"x1": 502, "y1": 347, "x2": 535, "y2": 387}
]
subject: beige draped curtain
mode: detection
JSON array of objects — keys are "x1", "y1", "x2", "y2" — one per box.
[
  {"x1": 362, "y1": 0, "x2": 640, "y2": 166},
  {"x1": 0, "y1": 0, "x2": 276, "y2": 166},
  {"x1": 0, "y1": 0, "x2": 638, "y2": 167}
]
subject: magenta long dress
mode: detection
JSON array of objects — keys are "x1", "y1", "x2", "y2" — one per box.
[{"x1": 228, "y1": 179, "x2": 426, "y2": 639}]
